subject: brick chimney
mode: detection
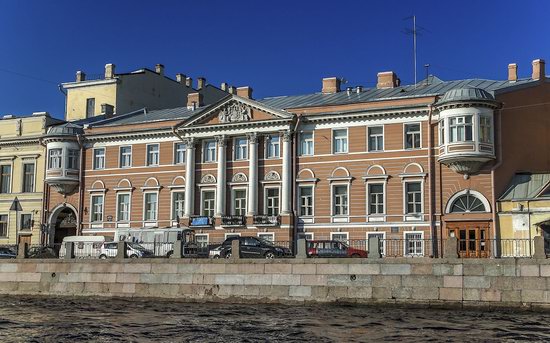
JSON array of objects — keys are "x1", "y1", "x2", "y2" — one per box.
[
  {"x1": 322, "y1": 77, "x2": 340, "y2": 94},
  {"x1": 532, "y1": 59, "x2": 546, "y2": 81},
  {"x1": 228, "y1": 86, "x2": 237, "y2": 94},
  {"x1": 105, "y1": 63, "x2": 115, "y2": 79},
  {"x1": 237, "y1": 86, "x2": 253, "y2": 99},
  {"x1": 508, "y1": 63, "x2": 518, "y2": 82},
  {"x1": 76, "y1": 71, "x2": 86, "y2": 82},
  {"x1": 377, "y1": 71, "x2": 398, "y2": 89},
  {"x1": 185, "y1": 77, "x2": 193, "y2": 88},
  {"x1": 187, "y1": 92, "x2": 203, "y2": 110},
  {"x1": 197, "y1": 77, "x2": 206, "y2": 90},
  {"x1": 101, "y1": 103, "x2": 115, "y2": 118},
  {"x1": 220, "y1": 82, "x2": 228, "y2": 92},
  {"x1": 155, "y1": 64, "x2": 164, "y2": 76},
  {"x1": 175, "y1": 73, "x2": 186, "y2": 84}
]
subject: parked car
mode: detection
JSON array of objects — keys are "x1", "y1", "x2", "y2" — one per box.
[
  {"x1": 306, "y1": 240, "x2": 368, "y2": 258},
  {"x1": 27, "y1": 246, "x2": 58, "y2": 259},
  {"x1": 220, "y1": 236, "x2": 292, "y2": 259},
  {"x1": 0, "y1": 246, "x2": 16, "y2": 259},
  {"x1": 209, "y1": 245, "x2": 223, "y2": 258},
  {"x1": 99, "y1": 242, "x2": 154, "y2": 259}
]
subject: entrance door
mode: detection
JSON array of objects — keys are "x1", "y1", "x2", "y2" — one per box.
[
  {"x1": 448, "y1": 222, "x2": 490, "y2": 258},
  {"x1": 18, "y1": 235, "x2": 31, "y2": 246},
  {"x1": 541, "y1": 225, "x2": 550, "y2": 256}
]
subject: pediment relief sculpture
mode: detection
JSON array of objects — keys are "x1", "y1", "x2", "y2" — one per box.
[{"x1": 218, "y1": 102, "x2": 251, "y2": 123}]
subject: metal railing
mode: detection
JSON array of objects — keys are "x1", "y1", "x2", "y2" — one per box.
[
  {"x1": 497, "y1": 239, "x2": 532, "y2": 258},
  {"x1": 221, "y1": 215, "x2": 246, "y2": 227},
  {"x1": 253, "y1": 215, "x2": 280, "y2": 226},
  {"x1": 380, "y1": 239, "x2": 435, "y2": 257}
]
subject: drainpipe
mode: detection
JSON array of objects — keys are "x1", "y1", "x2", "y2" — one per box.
[
  {"x1": 77, "y1": 134, "x2": 84, "y2": 236},
  {"x1": 490, "y1": 109, "x2": 503, "y2": 257},
  {"x1": 291, "y1": 115, "x2": 301, "y2": 251},
  {"x1": 58, "y1": 84, "x2": 68, "y2": 121},
  {"x1": 426, "y1": 104, "x2": 437, "y2": 256},
  {"x1": 39, "y1": 138, "x2": 48, "y2": 246}
]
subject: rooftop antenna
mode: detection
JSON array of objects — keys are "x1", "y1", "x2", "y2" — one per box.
[{"x1": 403, "y1": 15, "x2": 428, "y2": 89}]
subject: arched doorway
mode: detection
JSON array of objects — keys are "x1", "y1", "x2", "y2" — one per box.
[{"x1": 49, "y1": 205, "x2": 78, "y2": 245}]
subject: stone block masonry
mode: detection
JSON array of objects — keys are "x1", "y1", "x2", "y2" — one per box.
[{"x1": 0, "y1": 258, "x2": 549, "y2": 310}]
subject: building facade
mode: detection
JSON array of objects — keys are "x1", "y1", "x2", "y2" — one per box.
[{"x1": 42, "y1": 58, "x2": 550, "y2": 257}]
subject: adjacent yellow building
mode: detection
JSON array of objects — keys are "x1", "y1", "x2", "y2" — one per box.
[{"x1": 0, "y1": 112, "x2": 62, "y2": 246}]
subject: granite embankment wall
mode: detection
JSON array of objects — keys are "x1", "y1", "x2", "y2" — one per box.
[{"x1": 1, "y1": 258, "x2": 550, "y2": 309}]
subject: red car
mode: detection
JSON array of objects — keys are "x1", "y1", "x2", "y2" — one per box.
[{"x1": 306, "y1": 240, "x2": 368, "y2": 258}]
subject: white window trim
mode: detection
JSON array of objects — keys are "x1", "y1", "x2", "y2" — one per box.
[
  {"x1": 403, "y1": 230, "x2": 425, "y2": 256},
  {"x1": 173, "y1": 142, "x2": 186, "y2": 165},
  {"x1": 47, "y1": 148, "x2": 63, "y2": 170},
  {"x1": 367, "y1": 125, "x2": 385, "y2": 152},
  {"x1": 298, "y1": 185, "x2": 315, "y2": 218},
  {"x1": 303, "y1": 232, "x2": 314, "y2": 240},
  {"x1": 330, "y1": 182, "x2": 350, "y2": 222},
  {"x1": 146, "y1": 143, "x2": 160, "y2": 167},
  {"x1": 118, "y1": 145, "x2": 132, "y2": 168},
  {"x1": 403, "y1": 122, "x2": 422, "y2": 150},
  {"x1": 224, "y1": 232, "x2": 241, "y2": 239},
  {"x1": 332, "y1": 128, "x2": 349, "y2": 154},
  {"x1": 142, "y1": 191, "x2": 159, "y2": 225},
  {"x1": 299, "y1": 131, "x2": 315, "y2": 156},
  {"x1": 366, "y1": 231, "x2": 386, "y2": 255},
  {"x1": 89, "y1": 193, "x2": 105, "y2": 226},
  {"x1": 170, "y1": 190, "x2": 186, "y2": 223},
  {"x1": 21, "y1": 161, "x2": 36, "y2": 193},
  {"x1": 18, "y1": 213, "x2": 33, "y2": 231},
  {"x1": 330, "y1": 232, "x2": 349, "y2": 242},
  {"x1": 402, "y1": 179, "x2": 424, "y2": 220},
  {"x1": 93, "y1": 147, "x2": 106, "y2": 170},
  {"x1": 233, "y1": 137, "x2": 249, "y2": 161},
  {"x1": 195, "y1": 233, "x2": 210, "y2": 247},
  {"x1": 115, "y1": 192, "x2": 131, "y2": 226},
  {"x1": 263, "y1": 185, "x2": 281, "y2": 216},
  {"x1": 257, "y1": 232, "x2": 275, "y2": 242},
  {"x1": 231, "y1": 187, "x2": 248, "y2": 216},
  {"x1": 200, "y1": 188, "x2": 216, "y2": 217},
  {"x1": 265, "y1": 134, "x2": 281, "y2": 159},
  {"x1": 0, "y1": 213, "x2": 10, "y2": 239},
  {"x1": 202, "y1": 140, "x2": 217, "y2": 163},
  {"x1": 366, "y1": 181, "x2": 386, "y2": 217}
]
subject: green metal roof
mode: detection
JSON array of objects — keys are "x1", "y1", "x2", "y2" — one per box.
[{"x1": 499, "y1": 173, "x2": 550, "y2": 201}]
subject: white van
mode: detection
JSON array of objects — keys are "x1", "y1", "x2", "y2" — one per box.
[
  {"x1": 115, "y1": 227, "x2": 184, "y2": 257},
  {"x1": 59, "y1": 236, "x2": 106, "y2": 259}
]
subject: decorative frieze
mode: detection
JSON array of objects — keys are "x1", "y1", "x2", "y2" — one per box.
[{"x1": 218, "y1": 102, "x2": 251, "y2": 123}]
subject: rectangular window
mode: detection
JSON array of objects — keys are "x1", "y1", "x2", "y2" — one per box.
[
  {"x1": 303, "y1": 232, "x2": 314, "y2": 240},
  {"x1": 479, "y1": 116, "x2": 492, "y2": 143},
  {"x1": 119, "y1": 146, "x2": 132, "y2": 168},
  {"x1": 195, "y1": 234, "x2": 209, "y2": 249},
  {"x1": 405, "y1": 123, "x2": 421, "y2": 149},
  {"x1": 201, "y1": 190, "x2": 215, "y2": 217},
  {"x1": 299, "y1": 186, "x2": 313, "y2": 216},
  {"x1": 22, "y1": 163, "x2": 35, "y2": 193},
  {"x1": 174, "y1": 143, "x2": 186, "y2": 164},
  {"x1": 48, "y1": 148, "x2": 62, "y2": 169},
  {"x1": 0, "y1": 214, "x2": 7, "y2": 237},
  {"x1": 86, "y1": 98, "x2": 95, "y2": 118},
  {"x1": 299, "y1": 132, "x2": 314, "y2": 156},
  {"x1": 233, "y1": 189, "x2": 247, "y2": 215},
  {"x1": 234, "y1": 137, "x2": 248, "y2": 160},
  {"x1": 146, "y1": 144, "x2": 159, "y2": 166},
  {"x1": 406, "y1": 182, "x2": 422, "y2": 214},
  {"x1": 404, "y1": 232, "x2": 424, "y2": 256},
  {"x1": 331, "y1": 232, "x2": 349, "y2": 243},
  {"x1": 266, "y1": 188, "x2": 280, "y2": 216},
  {"x1": 368, "y1": 183, "x2": 384, "y2": 215},
  {"x1": 93, "y1": 148, "x2": 105, "y2": 170},
  {"x1": 266, "y1": 135, "x2": 280, "y2": 158},
  {"x1": 449, "y1": 116, "x2": 473, "y2": 143},
  {"x1": 91, "y1": 195, "x2": 104, "y2": 222},
  {"x1": 20, "y1": 214, "x2": 32, "y2": 231},
  {"x1": 368, "y1": 126, "x2": 384, "y2": 152},
  {"x1": 172, "y1": 191, "x2": 185, "y2": 220},
  {"x1": 116, "y1": 193, "x2": 130, "y2": 222},
  {"x1": 258, "y1": 233, "x2": 274, "y2": 242},
  {"x1": 144, "y1": 193, "x2": 158, "y2": 221},
  {"x1": 333, "y1": 185, "x2": 348, "y2": 216},
  {"x1": 0, "y1": 165, "x2": 11, "y2": 194},
  {"x1": 439, "y1": 120, "x2": 445, "y2": 145},
  {"x1": 67, "y1": 149, "x2": 79, "y2": 169},
  {"x1": 203, "y1": 140, "x2": 217, "y2": 162},
  {"x1": 333, "y1": 129, "x2": 348, "y2": 153}
]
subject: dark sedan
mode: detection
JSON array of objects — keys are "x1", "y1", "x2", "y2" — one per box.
[
  {"x1": 0, "y1": 246, "x2": 16, "y2": 259},
  {"x1": 220, "y1": 236, "x2": 292, "y2": 259}
]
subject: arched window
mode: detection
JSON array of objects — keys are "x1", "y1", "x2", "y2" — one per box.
[{"x1": 450, "y1": 194, "x2": 486, "y2": 213}]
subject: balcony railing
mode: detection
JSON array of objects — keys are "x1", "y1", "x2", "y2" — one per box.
[
  {"x1": 189, "y1": 216, "x2": 214, "y2": 228},
  {"x1": 253, "y1": 215, "x2": 280, "y2": 226},
  {"x1": 221, "y1": 215, "x2": 246, "y2": 227}
]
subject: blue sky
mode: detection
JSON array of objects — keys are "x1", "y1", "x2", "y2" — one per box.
[{"x1": 0, "y1": 0, "x2": 549, "y2": 118}]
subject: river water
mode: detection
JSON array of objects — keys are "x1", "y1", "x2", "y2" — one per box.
[{"x1": 0, "y1": 296, "x2": 549, "y2": 342}]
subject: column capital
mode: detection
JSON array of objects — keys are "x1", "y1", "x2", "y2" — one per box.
[
  {"x1": 182, "y1": 137, "x2": 196, "y2": 147},
  {"x1": 281, "y1": 130, "x2": 293, "y2": 142},
  {"x1": 215, "y1": 135, "x2": 227, "y2": 147},
  {"x1": 247, "y1": 132, "x2": 259, "y2": 144}
]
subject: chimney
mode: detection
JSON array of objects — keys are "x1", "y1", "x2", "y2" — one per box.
[
  {"x1": 356, "y1": 86, "x2": 363, "y2": 93},
  {"x1": 175, "y1": 73, "x2": 186, "y2": 84},
  {"x1": 322, "y1": 77, "x2": 341, "y2": 94},
  {"x1": 105, "y1": 63, "x2": 115, "y2": 79},
  {"x1": 155, "y1": 64, "x2": 164, "y2": 76},
  {"x1": 185, "y1": 77, "x2": 193, "y2": 88},
  {"x1": 228, "y1": 86, "x2": 237, "y2": 94},
  {"x1": 237, "y1": 86, "x2": 253, "y2": 99},
  {"x1": 377, "y1": 71, "x2": 398, "y2": 89},
  {"x1": 346, "y1": 87, "x2": 352, "y2": 96},
  {"x1": 508, "y1": 63, "x2": 518, "y2": 82},
  {"x1": 220, "y1": 82, "x2": 228, "y2": 92},
  {"x1": 197, "y1": 77, "x2": 206, "y2": 90},
  {"x1": 101, "y1": 103, "x2": 115, "y2": 117},
  {"x1": 187, "y1": 92, "x2": 203, "y2": 110},
  {"x1": 76, "y1": 71, "x2": 86, "y2": 82},
  {"x1": 532, "y1": 59, "x2": 546, "y2": 81}
]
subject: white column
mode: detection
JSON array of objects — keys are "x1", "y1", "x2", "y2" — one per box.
[
  {"x1": 281, "y1": 131, "x2": 292, "y2": 214},
  {"x1": 247, "y1": 133, "x2": 258, "y2": 216},
  {"x1": 215, "y1": 135, "x2": 227, "y2": 217},
  {"x1": 184, "y1": 138, "x2": 195, "y2": 217}
]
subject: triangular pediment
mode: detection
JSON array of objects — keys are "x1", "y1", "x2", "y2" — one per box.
[{"x1": 182, "y1": 95, "x2": 293, "y2": 127}]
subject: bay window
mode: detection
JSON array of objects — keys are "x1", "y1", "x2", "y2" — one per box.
[
  {"x1": 479, "y1": 116, "x2": 492, "y2": 143},
  {"x1": 48, "y1": 149, "x2": 62, "y2": 169}
]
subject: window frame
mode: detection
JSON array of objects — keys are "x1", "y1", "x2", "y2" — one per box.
[
  {"x1": 257, "y1": 232, "x2": 275, "y2": 242},
  {"x1": 298, "y1": 185, "x2": 314, "y2": 217},
  {"x1": 0, "y1": 164, "x2": 12, "y2": 194},
  {"x1": 367, "y1": 182, "x2": 385, "y2": 215},
  {"x1": 404, "y1": 181, "x2": 423, "y2": 215},
  {"x1": 299, "y1": 131, "x2": 314, "y2": 156},
  {"x1": 331, "y1": 183, "x2": 349, "y2": 217},
  {"x1": 93, "y1": 147, "x2": 106, "y2": 170},
  {"x1": 404, "y1": 123, "x2": 422, "y2": 150},
  {"x1": 330, "y1": 232, "x2": 349, "y2": 243},
  {"x1": 264, "y1": 186, "x2": 281, "y2": 216},
  {"x1": 86, "y1": 98, "x2": 95, "y2": 118},
  {"x1": 403, "y1": 231, "x2": 425, "y2": 256},
  {"x1": 265, "y1": 134, "x2": 280, "y2": 159},
  {"x1": 234, "y1": 137, "x2": 248, "y2": 161},
  {"x1": 115, "y1": 192, "x2": 131, "y2": 223},
  {"x1": 90, "y1": 193, "x2": 104, "y2": 223},
  {"x1": 195, "y1": 233, "x2": 209, "y2": 249},
  {"x1": 142, "y1": 191, "x2": 159, "y2": 223},
  {"x1": 0, "y1": 214, "x2": 9, "y2": 238},
  {"x1": 66, "y1": 149, "x2": 79, "y2": 170},
  {"x1": 449, "y1": 115, "x2": 473, "y2": 143},
  {"x1": 368, "y1": 126, "x2": 384, "y2": 152},
  {"x1": 332, "y1": 128, "x2": 349, "y2": 154},
  {"x1": 21, "y1": 162, "x2": 35, "y2": 193},
  {"x1": 231, "y1": 187, "x2": 247, "y2": 216},
  {"x1": 146, "y1": 143, "x2": 160, "y2": 167},
  {"x1": 48, "y1": 148, "x2": 63, "y2": 170},
  {"x1": 119, "y1": 145, "x2": 132, "y2": 168},
  {"x1": 203, "y1": 140, "x2": 217, "y2": 163},
  {"x1": 173, "y1": 142, "x2": 186, "y2": 165},
  {"x1": 200, "y1": 189, "x2": 216, "y2": 217},
  {"x1": 479, "y1": 115, "x2": 492, "y2": 144},
  {"x1": 171, "y1": 190, "x2": 186, "y2": 221}
]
